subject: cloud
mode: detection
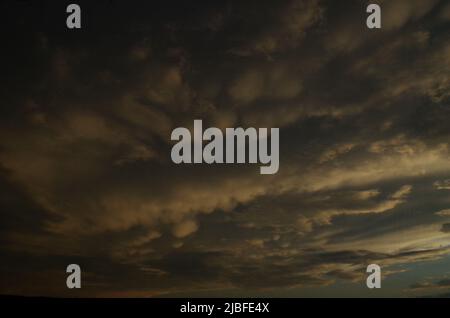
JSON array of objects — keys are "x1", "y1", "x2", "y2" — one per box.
[
  {"x1": 434, "y1": 180, "x2": 450, "y2": 190},
  {"x1": 410, "y1": 277, "x2": 450, "y2": 291},
  {"x1": 230, "y1": 0, "x2": 323, "y2": 57},
  {"x1": 310, "y1": 185, "x2": 413, "y2": 227},
  {"x1": 1, "y1": 0, "x2": 450, "y2": 297},
  {"x1": 228, "y1": 65, "x2": 303, "y2": 105},
  {"x1": 436, "y1": 209, "x2": 450, "y2": 217},
  {"x1": 379, "y1": 0, "x2": 439, "y2": 31},
  {"x1": 440, "y1": 223, "x2": 450, "y2": 233},
  {"x1": 172, "y1": 220, "x2": 199, "y2": 238}
]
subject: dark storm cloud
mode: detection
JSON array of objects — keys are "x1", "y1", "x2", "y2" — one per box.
[
  {"x1": 410, "y1": 277, "x2": 450, "y2": 296},
  {"x1": 0, "y1": 167, "x2": 58, "y2": 234},
  {"x1": 1, "y1": 0, "x2": 450, "y2": 296},
  {"x1": 441, "y1": 223, "x2": 450, "y2": 233}
]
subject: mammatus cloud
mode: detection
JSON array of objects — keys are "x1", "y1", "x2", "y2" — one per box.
[{"x1": 1, "y1": 0, "x2": 450, "y2": 297}]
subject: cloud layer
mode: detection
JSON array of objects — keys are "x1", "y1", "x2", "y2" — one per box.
[{"x1": 1, "y1": 0, "x2": 450, "y2": 297}]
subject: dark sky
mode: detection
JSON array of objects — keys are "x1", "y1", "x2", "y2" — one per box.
[{"x1": 1, "y1": 0, "x2": 450, "y2": 297}]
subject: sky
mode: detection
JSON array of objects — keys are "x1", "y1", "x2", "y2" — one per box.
[{"x1": 0, "y1": 0, "x2": 450, "y2": 297}]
